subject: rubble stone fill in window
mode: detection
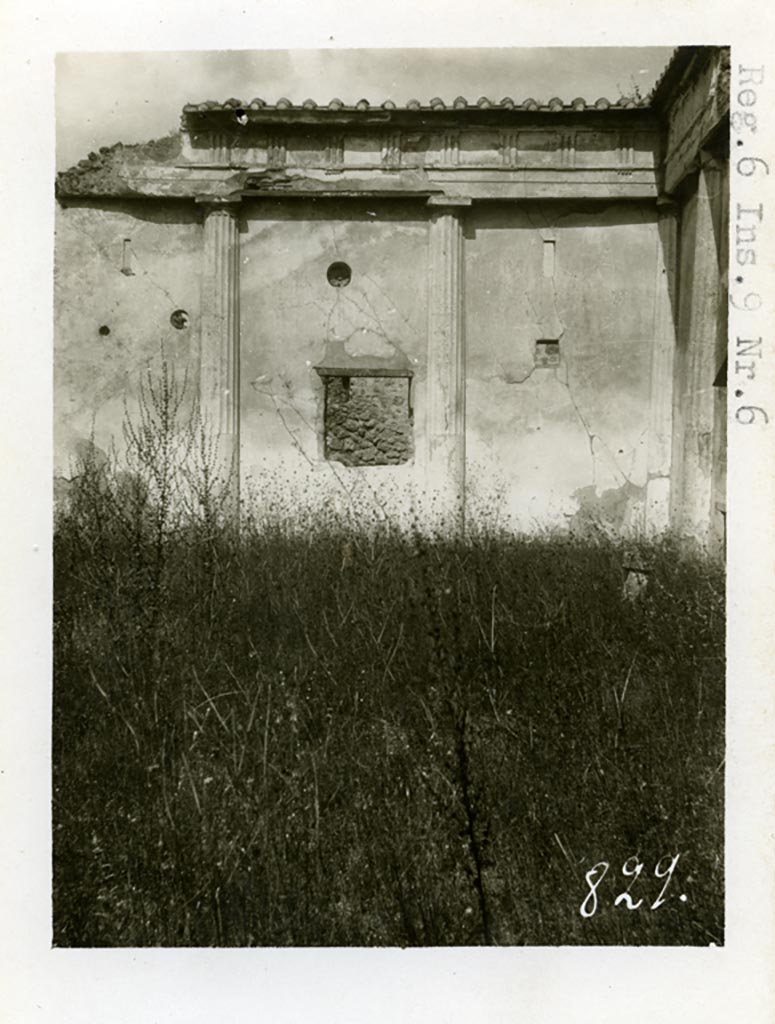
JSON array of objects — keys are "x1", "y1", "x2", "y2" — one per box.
[{"x1": 324, "y1": 376, "x2": 412, "y2": 466}]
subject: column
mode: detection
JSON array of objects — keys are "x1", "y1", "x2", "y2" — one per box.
[
  {"x1": 426, "y1": 196, "x2": 470, "y2": 528},
  {"x1": 645, "y1": 197, "x2": 679, "y2": 534},
  {"x1": 675, "y1": 154, "x2": 723, "y2": 543},
  {"x1": 200, "y1": 201, "x2": 241, "y2": 493}
]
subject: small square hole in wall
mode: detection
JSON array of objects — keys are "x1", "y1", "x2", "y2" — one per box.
[
  {"x1": 323, "y1": 375, "x2": 413, "y2": 466},
  {"x1": 535, "y1": 339, "x2": 560, "y2": 367}
]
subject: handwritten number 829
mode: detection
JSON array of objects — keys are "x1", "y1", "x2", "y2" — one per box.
[{"x1": 580, "y1": 855, "x2": 681, "y2": 918}]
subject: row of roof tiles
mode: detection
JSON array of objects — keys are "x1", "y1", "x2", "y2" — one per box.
[{"x1": 183, "y1": 95, "x2": 647, "y2": 115}]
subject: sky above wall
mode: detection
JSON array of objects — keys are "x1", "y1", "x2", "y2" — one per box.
[{"x1": 56, "y1": 47, "x2": 674, "y2": 170}]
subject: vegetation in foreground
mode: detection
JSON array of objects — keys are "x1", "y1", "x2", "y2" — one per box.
[{"x1": 53, "y1": 371, "x2": 724, "y2": 947}]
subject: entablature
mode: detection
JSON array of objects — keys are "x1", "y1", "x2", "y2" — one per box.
[{"x1": 179, "y1": 115, "x2": 660, "y2": 181}]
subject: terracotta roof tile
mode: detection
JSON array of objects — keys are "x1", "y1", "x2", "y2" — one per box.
[
  {"x1": 647, "y1": 47, "x2": 682, "y2": 104},
  {"x1": 181, "y1": 94, "x2": 650, "y2": 115}
]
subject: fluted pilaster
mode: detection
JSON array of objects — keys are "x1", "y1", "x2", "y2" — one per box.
[
  {"x1": 201, "y1": 202, "x2": 241, "y2": 481},
  {"x1": 671, "y1": 155, "x2": 723, "y2": 540},
  {"x1": 645, "y1": 198, "x2": 679, "y2": 533},
  {"x1": 426, "y1": 196, "x2": 469, "y2": 526}
]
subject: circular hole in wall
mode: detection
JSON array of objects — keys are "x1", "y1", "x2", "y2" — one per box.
[
  {"x1": 327, "y1": 261, "x2": 352, "y2": 288},
  {"x1": 170, "y1": 309, "x2": 190, "y2": 330},
  {"x1": 98, "y1": 325, "x2": 111, "y2": 336}
]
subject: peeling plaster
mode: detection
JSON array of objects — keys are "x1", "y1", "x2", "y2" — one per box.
[
  {"x1": 463, "y1": 200, "x2": 654, "y2": 530},
  {"x1": 570, "y1": 480, "x2": 646, "y2": 536}
]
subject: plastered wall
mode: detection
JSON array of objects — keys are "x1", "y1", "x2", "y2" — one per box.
[
  {"x1": 464, "y1": 201, "x2": 661, "y2": 532},
  {"x1": 54, "y1": 201, "x2": 202, "y2": 476},
  {"x1": 238, "y1": 199, "x2": 429, "y2": 519},
  {"x1": 54, "y1": 196, "x2": 668, "y2": 534}
]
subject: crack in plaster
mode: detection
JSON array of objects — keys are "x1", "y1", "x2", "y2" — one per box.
[
  {"x1": 61, "y1": 216, "x2": 190, "y2": 313},
  {"x1": 254, "y1": 380, "x2": 391, "y2": 517},
  {"x1": 321, "y1": 286, "x2": 413, "y2": 369},
  {"x1": 523, "y1": 205, "x2": 568, "y2": 342},
  {"x1": 490, "y1": 363, "x2": 540, "y2": 386},
  {"x1": 130, "y1": 247, "x2": 189, "y2": 310},
  {"x1": 520, "y1": 203, "x2": 640, "y2": 490},
  {"x1": 555, "y1": 363, "x2": 633, "y2": 488},
  {"x1": 361, "y1": 272, "x2": 420, "y2": 338}
]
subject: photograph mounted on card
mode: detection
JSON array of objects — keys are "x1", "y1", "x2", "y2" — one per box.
[{"x1": 53, "y1": 45, "x2": 729, "y2": 948}]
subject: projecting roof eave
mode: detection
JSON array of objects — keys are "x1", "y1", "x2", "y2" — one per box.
[
  {"x1": 648, "y1": 45, "x2": 721, "y2": 111},
  {"x1": 182, "y1": 102, "x2": 657, "y2": 132}
]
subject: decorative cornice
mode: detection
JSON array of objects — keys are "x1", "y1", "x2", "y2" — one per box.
[{"x1": 56, "y1": 47, "x2": 728, "y2": 202}]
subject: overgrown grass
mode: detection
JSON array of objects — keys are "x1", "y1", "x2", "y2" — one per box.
[{"x1": 53, "y1": 372, "x2": 724, "y2": 947}]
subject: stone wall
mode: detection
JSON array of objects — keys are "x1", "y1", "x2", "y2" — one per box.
[{"x1": 324, "y1": 377, "x2": 413, "y2": 466}]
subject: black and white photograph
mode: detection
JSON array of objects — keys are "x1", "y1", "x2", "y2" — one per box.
[
  {"x1": 2, "y1": 2, "x2": 774, "y2": 1022},
  {"x1": 52, "y1": 44, "x2": 728, "y2": 948}
]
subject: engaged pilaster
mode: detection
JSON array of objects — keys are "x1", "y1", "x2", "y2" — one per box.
[
  {"x1": 645, "y1": 197, "x2": 679, "y2": 534},
  {"x1": 200, "y1": 201, "x2": 241, "y2": 485},
  {"x1": 426, "y1": 196, "x2": 469, "y2": 528},
  {"x1": 672, "y1": 154, "x2": 723, "y2": 541}
]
